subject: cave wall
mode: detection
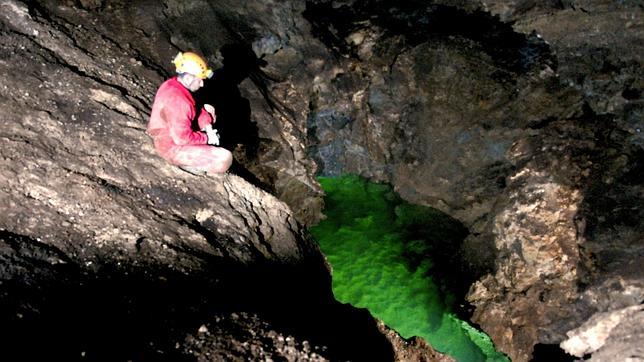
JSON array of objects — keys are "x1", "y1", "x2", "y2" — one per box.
[
  {"x1": 474, "y1": 2, "x2": 644, "y2": 361},
  {"x1": 301, "y1": 1, "x2": 643, "y2": 361},
  {"x1": 0, "y1": 1, "x2": 328, "y2": 358},
  {"x1": 150, "y1": 0, "x2": 329, "y2": 225},
  {"x1": 1, "y1": 0, "x2": 642, "y2": 361},
  {"x1": 0, "y1": 0, "x2": 452, "y2": 360}
]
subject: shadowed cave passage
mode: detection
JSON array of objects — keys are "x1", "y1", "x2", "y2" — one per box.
[
  {"x1": 303, "y1": 0, "x2": 554, "y2": 76},
  {"x1": 0, "y1": 231, "x2": 395, "y2": 361},
  {"x1": 310, "y1": 175, "x2": 509, "y2": 362}
]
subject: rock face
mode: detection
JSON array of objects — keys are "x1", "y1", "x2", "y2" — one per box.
[
  {"x1": 301, "y1": 0, "x2": 643, "y2": 361},
  {"x1": 160, "y1": 0, "x2": 328, "y2": 225},
  {"x1": 560, "y1": 304, "x2": 644, "y2": 361},
  {"x1": 467, "y1": 2, "x2": 644, "y2": 361},
  {"x1": 0, "y1": 0, "x2": 449, "y2": 360},
  {"x1": 1, "y1": 0, "x2": 642, "y2": 361}
]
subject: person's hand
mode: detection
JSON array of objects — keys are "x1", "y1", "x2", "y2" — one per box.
[
  {"x1": 205, "y1": 127, "x2": 220, "y2": 146},
  {"x1": 204, "y1": 104, "x2": 216, "y2": 121}
]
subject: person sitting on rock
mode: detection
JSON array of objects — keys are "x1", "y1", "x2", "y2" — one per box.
[{"x1": 147, "y1": 51, "x2": 232, "y2": 175}]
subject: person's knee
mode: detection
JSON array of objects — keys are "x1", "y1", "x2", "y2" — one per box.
[
  {"x1": 208, "y1": 148, "x2": 233, "y2": 174},
  {"x1": 222, "y1": 149, "x2": 233, "y2": 170}
]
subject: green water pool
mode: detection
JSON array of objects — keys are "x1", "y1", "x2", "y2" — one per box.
[{"x1": 309, "y1": 175, "x2": 508, "y2": 362}]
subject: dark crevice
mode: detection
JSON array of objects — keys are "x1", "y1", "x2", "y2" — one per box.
[
  {"x1": 127, "y1": 48, "x2": 171, "y2": 79},
  {"x1": 134, "y1": 236, "x2": 145, "y2": 252},
  {"x1": 232, "y1": 204, "x2": 278, "y2": 260},
  {"x1": 303, "y1": 0, "x2": 556, "y2": 75},
  {"x1": 63, "y1": 167, "x2": 126, "y2": 196},
  {"x1": 1, "y1": 230, "x2": 75, "y2": 267},
  {"x1": 172, "y1": 214, "x2": 234, "y2": 260},
  {"x1": 161, "y1": 238, "x2": 225, "y2": 264},
  {"x1": 0, "y1": 134, "x2": 33, "y2": 144},
  {"x1": 528, "y1": 116, "x2": 559, "y2": 129},
  {"x1": 622, "y1": 86, "x2": 641, "y2": 100},
  {"x1": 121, "y1": 123, "x2": 147, "y2": 132},
  {"x1": 220, "y1": 183, "x2": 275, "y2": 260},
  {"x1": 532, "y1": 343, "x2": 575, "y2": 362},
  {"x1": 93, "y1": 99, "x2": 141, "y2": 120}
]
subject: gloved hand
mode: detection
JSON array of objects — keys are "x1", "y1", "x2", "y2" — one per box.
[{"x1": 203, "y1": 124, "x2": 220, "y2": 146}]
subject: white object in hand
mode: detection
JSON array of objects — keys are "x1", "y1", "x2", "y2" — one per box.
[{"x1": 206, "y1": 127, "x2": 220, "y2": 146}]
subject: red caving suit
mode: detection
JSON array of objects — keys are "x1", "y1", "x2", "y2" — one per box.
[{"x1": 147, "y1": 77, "x2": 230, "y2": 173}]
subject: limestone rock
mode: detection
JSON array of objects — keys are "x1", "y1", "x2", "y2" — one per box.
[
  {"x1": 303, "y1": 1, "x2": 642, "y2": 360},
  {"x1": 0, "y1": 0, "x2": 450, "y2": 360},
  {"x1": 561, "y1": 304, "x2": 644, "y2": 360}
]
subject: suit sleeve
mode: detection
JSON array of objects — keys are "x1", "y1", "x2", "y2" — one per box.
[
  {"x1": 197, "y1": 107, "x2": 214, "y2": 131},
  {"x1": 162, "y1": 97, "x2": 208, "y2": 146}
]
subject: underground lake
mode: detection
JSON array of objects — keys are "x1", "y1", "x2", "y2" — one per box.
[{"x1": 310, "y1": 175, "x2": 509, "y2": 362}]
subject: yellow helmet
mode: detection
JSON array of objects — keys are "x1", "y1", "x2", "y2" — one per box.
[{"x1": 172, "y1": 52, "x2": 213, "y2": 79}]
